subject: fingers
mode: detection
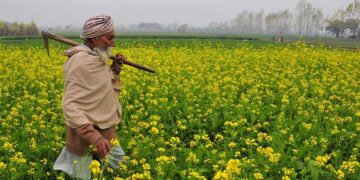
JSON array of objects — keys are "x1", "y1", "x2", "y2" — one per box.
[
  {"x1": 115, "y1": 53, "x2": 126, "y2": 62},
  {"x1": 111, "y1": 54, "x2": 124, "y2": 75},
  {"x1": 96, "y1": 138, "x2": 111, "y2": 159},
  {"x1": 105, "y1": 141, "x2": 112, "y2": 154},
  {"x1": 99, "y1": 144, "x2": 105, "y2": 158},
  {"x1": 100, "y1": 144, "x2": 106, "y2": 158},
  {"x1": 101, "y1": 145, "x2": 107, "y2": 158},
  {"x1": 96, "y1": 141, "x2": 103, "y2": 158}
]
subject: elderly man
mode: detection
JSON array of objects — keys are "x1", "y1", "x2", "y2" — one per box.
[{"x1": 53, "y1": 15, "x2": 125, "y2": 179}]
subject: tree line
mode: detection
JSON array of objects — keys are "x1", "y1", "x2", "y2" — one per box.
[
  {"x1": 326, "y1": 0, "x2": 360, "y2": 38},
  {"x1": 15, "y1": 0, "x2": 358, "y2": 39},
  {"x1": 206, "y1": 0, "x2": 360, "y2": 38},
  {"x1": 0, "y1": 21, "x2": 39, "y2": 36}
]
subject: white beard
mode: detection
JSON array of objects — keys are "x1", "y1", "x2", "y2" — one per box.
[{"x1": 94, "y1": 47, "x2": 112, "y2": 63}]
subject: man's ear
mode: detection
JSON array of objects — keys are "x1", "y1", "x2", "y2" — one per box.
[
  {"x1": 86, "y1": 38, "x2": 97, "y2": 49},
  {"x1": 89, "y1": 38, "x2": 96, "y2": 45}
]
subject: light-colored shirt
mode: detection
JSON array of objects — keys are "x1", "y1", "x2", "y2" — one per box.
[{"x1": 62, "y1": 44, "x2": 122, "y2": 129}]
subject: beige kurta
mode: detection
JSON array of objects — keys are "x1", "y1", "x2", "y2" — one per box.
[
  {"x1": 54, "y1": 45, "x2": 125, "y2": 179},
  {"x1": 62, "y1": 45, "x2": 122, "y2": 129}
]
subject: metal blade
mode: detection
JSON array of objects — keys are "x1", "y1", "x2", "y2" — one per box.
[{"x1": 41, "y1": 31, "x2": 50, "y2": 56}]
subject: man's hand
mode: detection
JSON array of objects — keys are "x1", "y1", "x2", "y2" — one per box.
[
  {"x1": 111, "y1": 53, "x2": 126, "y2": 75},
  {"x1": 95, "y1": 137, "x2": 112, "y2": 159}
]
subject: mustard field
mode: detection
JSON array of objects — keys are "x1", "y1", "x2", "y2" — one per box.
[{"x1": 0, "y1": 41, "x2": 359, "y2": 179}]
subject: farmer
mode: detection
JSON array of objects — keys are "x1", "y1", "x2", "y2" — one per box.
[{"x1": 53, "y1": 15, "x2": 125, "y2": 179}]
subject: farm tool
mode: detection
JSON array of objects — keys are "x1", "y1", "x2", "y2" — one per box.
[{"x1": 41, "y1": 31, "x2": 155, "y2": 73}]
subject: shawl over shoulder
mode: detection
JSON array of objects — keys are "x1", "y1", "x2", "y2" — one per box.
[{"x1": 62, "y1": 45, "x2": 122, "y2": 129}]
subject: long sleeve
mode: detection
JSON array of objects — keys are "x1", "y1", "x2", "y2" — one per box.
[{"x1": 74, "y1": 124, "x2": 103, "y2": 145}]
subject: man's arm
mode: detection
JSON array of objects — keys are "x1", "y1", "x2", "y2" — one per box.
[
  {"x1": 110, "y1": 53, "x2": 124, "y2": 97},
  {"x1": 74, "y1": 124, "x2": 111, "y2": 158}
]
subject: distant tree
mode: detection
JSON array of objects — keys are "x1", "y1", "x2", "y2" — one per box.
[
  {"x1": 311, "y1": 9, "x2": 324, "y2": 36},
  {"x1": 207, "y1": 21, "x2": 229, "y2": 32},
  {"x1": 346, "y1": 0, "x2": 360, "y2": 19},
  {"x1": 333, "y1": 9, "x2": 347, "y2": 21},
  {"x1": 345, "y1": 0, "x2": 360, "y2": 38},
  {"x1": 325, "y1": 8, "x2": 346, "y2": 38},
  {"x1": 248, "y1": 12, "x2": 255, "y2": 32},
  {"x1": 177, "y1": 24, "x2": 188, "y2": 33},
  {"x1": 28, "y1": 21, "x2": 39, "y2": 35},
  {"x1": 296, "y1": 0, "x2": 323, "y2": 36},
  {"x1": 345, "y1": 18, "x2": 360, "y2": 38},
  {"x1": 0, "y1": 21, "x2": 7, "y2": 35},
  {"x1": 303, "y1": 2, "x2": 314, "y2": 36},
  {"x1": 279, "y1": 10, "x2": 293, "y2": 34},
  {"x1": 0, "y1": 20, "x2": 39, "y2": 36},
  {"x1": 231, "y1": 10, "x2": 259, "y2": 33},
  {"x1": 254, "y1": 11, "x2": 264, "y2": 33},
  {"x1": 128, "y1": 24, "x2": 138, "y2": 31},
  {"x1": 19, "y1": 23, "x2": 25, "y2": 35},
  {"x1": 326, "y1": 19, "x2": 346, "y2": 38},
  {"x1": 137, "y1": 23, "x2": 162, "y2": 31},
  {"x1": 164, "y1": 23, "x2": 179, "y2": 32},
  {"x1": 231, "y1": 13, "x2": 241, "y2": 33},
  {"x1": 265, "y1": 10, "x2": 292, "y2": 34},
  {"x1": 295, "y1": 0, "x2": 307, "y2": 35},
  {"x1": 265, "y1": 13, "x2": 278, "y2": 33},
  {"x1": 10, "y1": 22, "x2": 18, "y2": 35},
  {"x1": 231, "y1": 10, "x2": 247, "y2": 33}
]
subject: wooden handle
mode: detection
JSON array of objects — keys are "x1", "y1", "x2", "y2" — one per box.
[
  {"x1": 42, "y1": 31, "x2": 80, "y2": 46},
  {"x1": 110, "y1": 56, "x2": 155, "y2": 73},
  {"x1": 41, "y1": 31, "x2": 155, "y2": 73}
]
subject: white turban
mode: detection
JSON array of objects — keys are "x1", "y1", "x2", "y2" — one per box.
[{"x1": 80, "y1": 15, "x2": 114, "y2": 39}]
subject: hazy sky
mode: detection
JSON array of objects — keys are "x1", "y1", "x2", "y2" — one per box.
[{"x1": 0, "y1": 0, "x2": 354, "y2": 27}]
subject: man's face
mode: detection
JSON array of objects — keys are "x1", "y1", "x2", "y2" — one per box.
[
  {"x1": 91, "y1": 30, "x2": 116, "y2": 62},
  {"x1": 93, "y1": 30, "x2": 116, "y2": 50}
]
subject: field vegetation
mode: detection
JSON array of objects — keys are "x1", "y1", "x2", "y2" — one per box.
[{"x1": 0, "y1": 37, "x2": 359, "y2": 179}]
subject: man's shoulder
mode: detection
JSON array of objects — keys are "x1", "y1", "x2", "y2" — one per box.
[
  {"x1": 67, "y1": 51, "x2": 99, "y2": 65},
  {"x1": 64, "y1": 52, "x2": 100, "y2": 73},
  {"x1": 71, "y1": 51, "x2": 98, "y2": 60},
  {"x1": 64, "y1": 45, "x2": 97, "y2": 57}
]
